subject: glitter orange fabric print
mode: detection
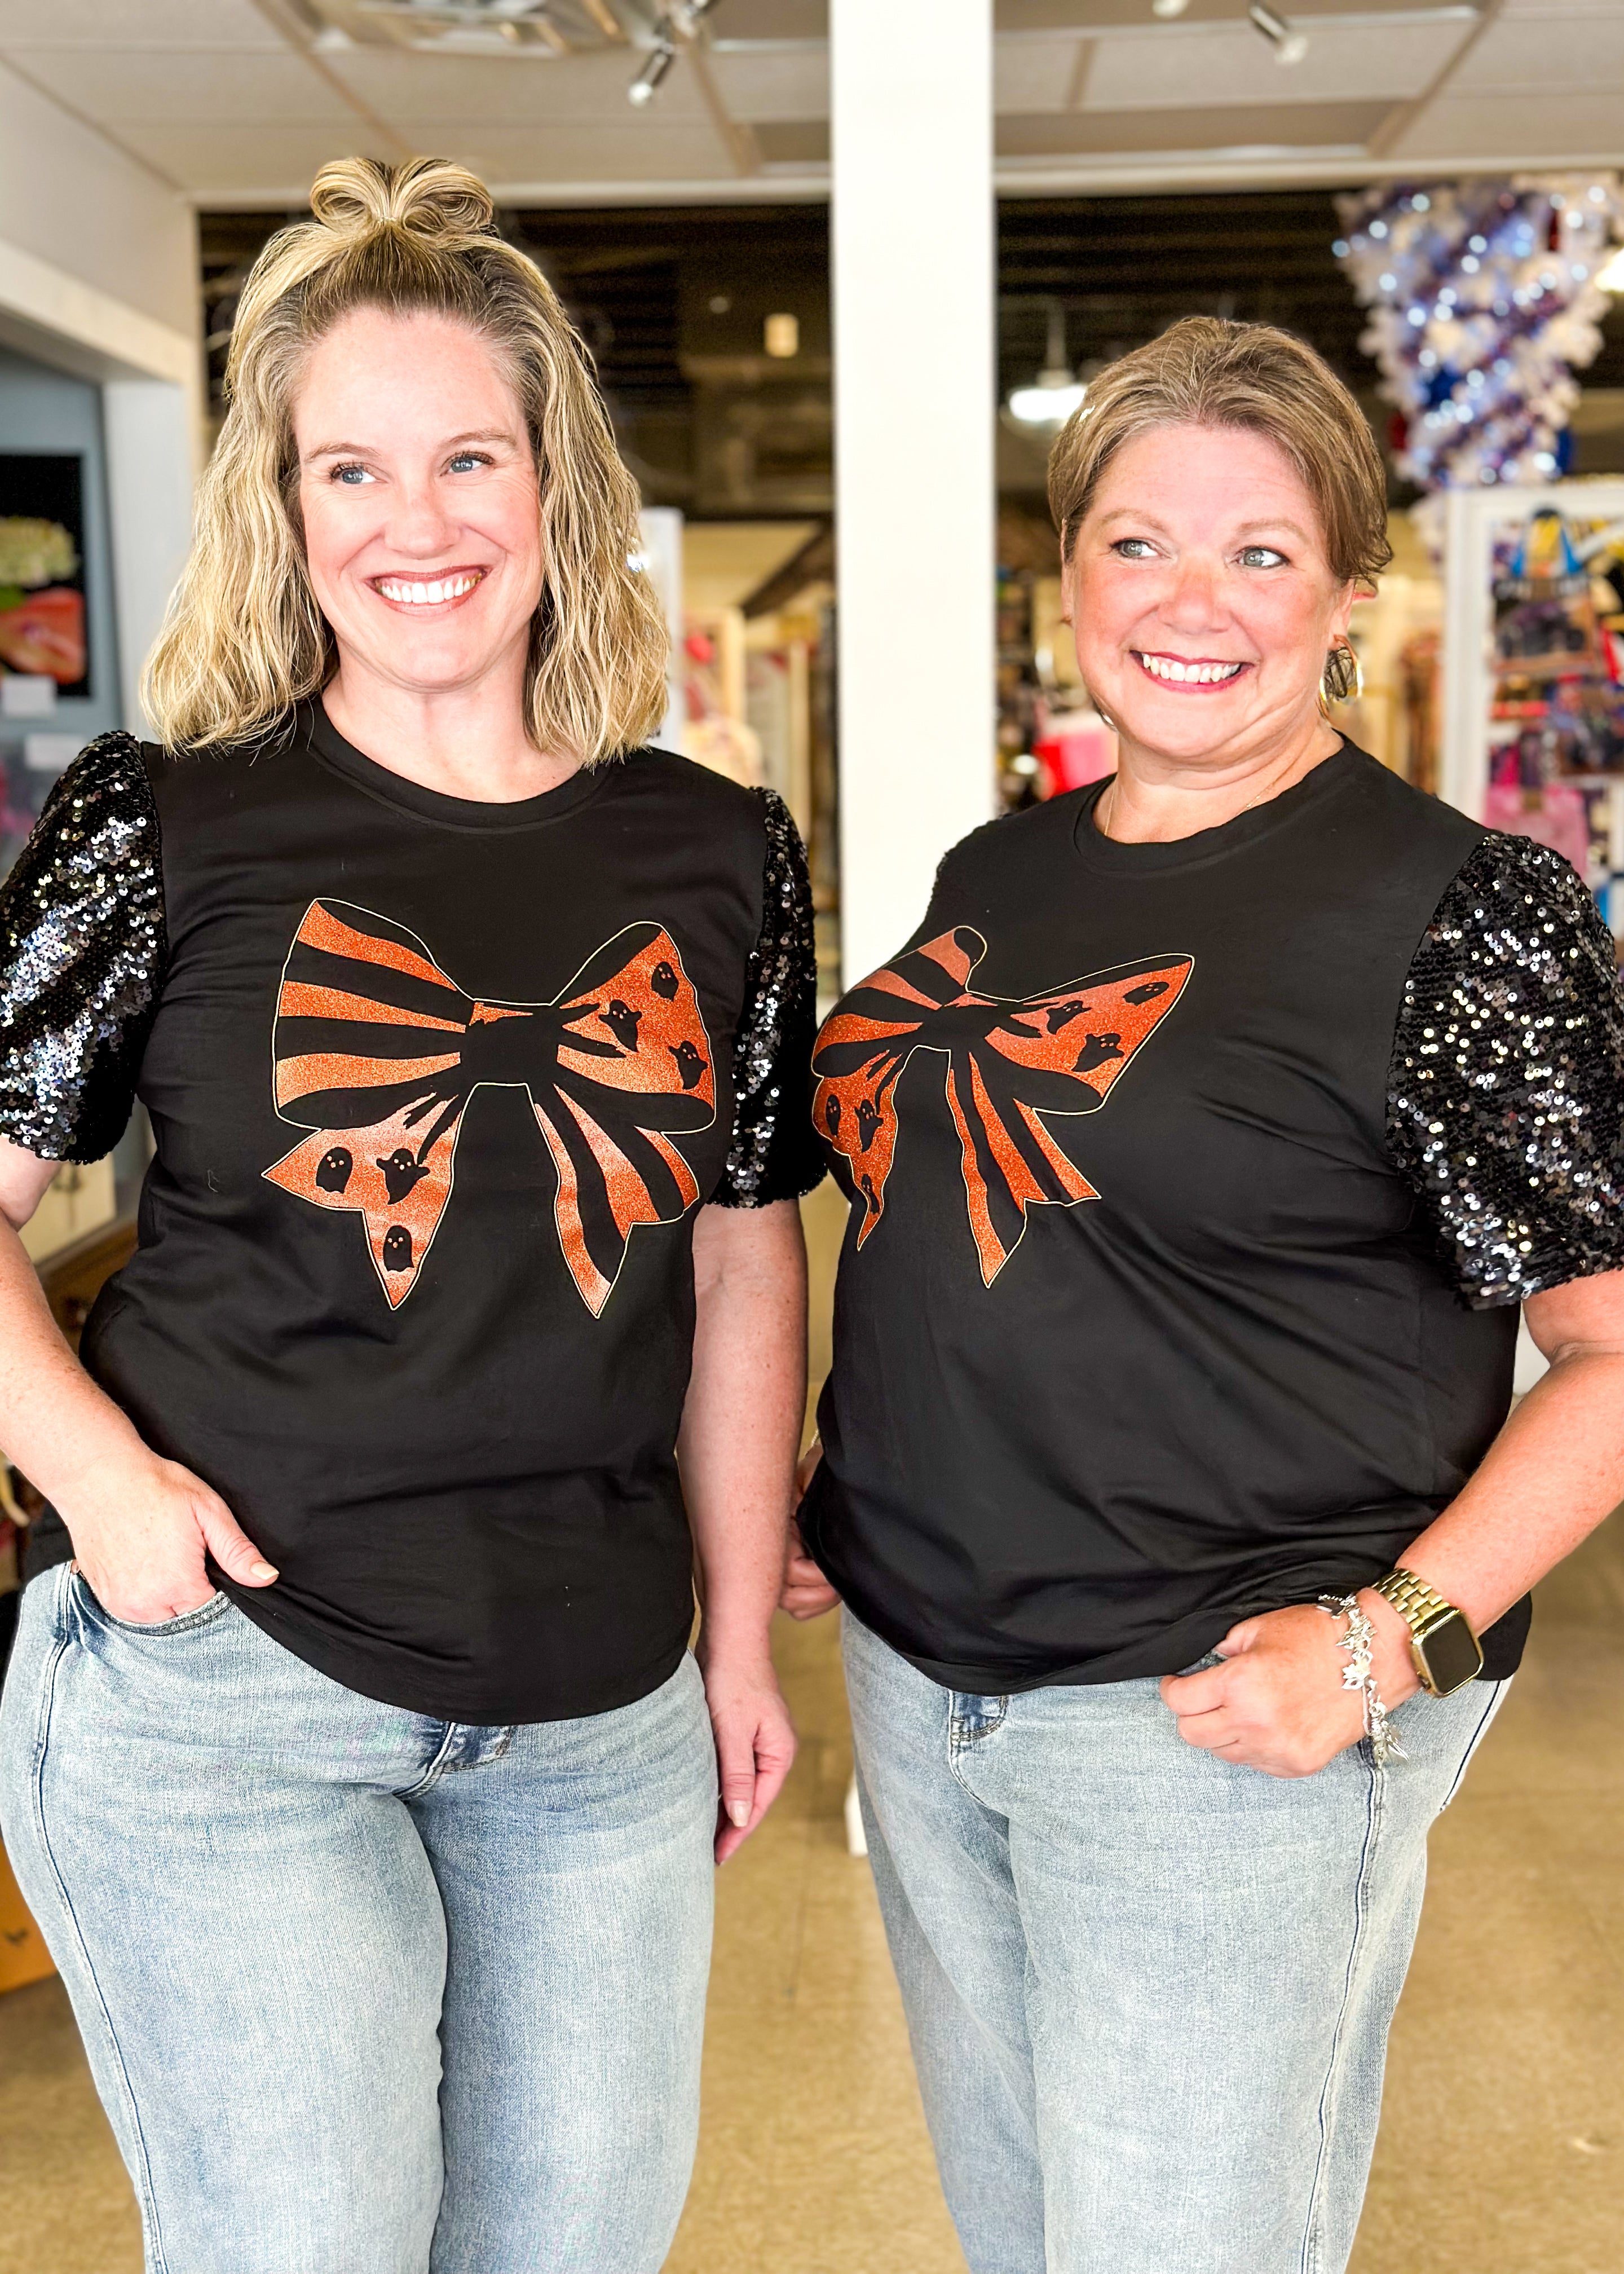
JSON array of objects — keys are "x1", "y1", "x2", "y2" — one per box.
[
  {"x1": 811, "y1": 927, "x2": 1192, "y2": 1284},
  {"x1": 264, "y1": 898, "x2": 715, "y2": 1314}
]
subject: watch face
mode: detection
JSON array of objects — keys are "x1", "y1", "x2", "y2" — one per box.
[{"x1": 1419, "y1": 1611, "x2": 1484, "y2": 1696}]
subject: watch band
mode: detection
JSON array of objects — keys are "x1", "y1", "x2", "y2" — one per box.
[{"x1": 1370, "y1": 1567, "x2": 1483, "y2": 1696}]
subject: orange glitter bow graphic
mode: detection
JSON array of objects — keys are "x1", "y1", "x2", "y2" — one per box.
[
  {"x1": 812, "y1": 927, "x2": 1192, "y2": 1285},
  {"x1": 263, "y1": 898, "x2": 714, "y2": 1314}
]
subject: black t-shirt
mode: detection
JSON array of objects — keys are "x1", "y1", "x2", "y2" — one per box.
[
  {"x1": 0, "y1": 707, "x2": 822, "y2": 1721},
  {"x1": 802, "y1": 744, "x2": 1624, "y2": 1693}
]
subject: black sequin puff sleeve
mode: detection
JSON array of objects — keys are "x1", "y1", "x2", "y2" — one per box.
[
  {"x1": 1387, "y1": 832, "x2": 1624, "y2": 1307},
  {"x1": 0, "y1": 732, "x2": 167, "y2": 1164},
  {"x1": 710, "y1": 787, "x2": 824, "y2": 1206}
]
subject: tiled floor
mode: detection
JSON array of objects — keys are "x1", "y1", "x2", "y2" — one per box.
[{"x1": 3, "y1": 1182, "x2": 1622, "y2": 2271}]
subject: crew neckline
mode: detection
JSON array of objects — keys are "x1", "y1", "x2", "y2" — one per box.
[
  {"x1": 1070, "y1": 739, "x2": 1360, "y2": 876},
  {"x1": 302, "y1": 700, "x2": 613, "y2": 834}
]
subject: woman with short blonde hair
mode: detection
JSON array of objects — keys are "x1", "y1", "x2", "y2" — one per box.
[
  {"x1": 0, "y1": 157, "x2": 821, "y2": 2273},
  {"x1": 788, "y1": 316, "x2": 1624, "y2": 2271}
]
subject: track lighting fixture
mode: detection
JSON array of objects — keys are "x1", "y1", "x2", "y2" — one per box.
[
  {"x1": 626, "y1": 0, "x2": 719, "y2": 104},
  {"x1": 627, "y1": 31, "x2": 677, "y2": 103},
  {"x1": 1247, "y1": 1, "x2": 1309, "y2": 64}
]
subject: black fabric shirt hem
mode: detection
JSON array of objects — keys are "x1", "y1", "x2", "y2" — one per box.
[
  {"x1": 823, "y1": 1559, "x2": 1528, "y2": 1694},
  {"x1": 215, "y1": 1568, "x2": 694, "y2": 1725}
]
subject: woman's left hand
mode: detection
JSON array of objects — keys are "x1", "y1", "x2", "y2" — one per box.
[
  {"x1": 1159, "y1": 1599, "x2": 1419, "y2": 1778},
  {"x1": 698, "y1": 1650, "x2": 798, "y2": 1863}
]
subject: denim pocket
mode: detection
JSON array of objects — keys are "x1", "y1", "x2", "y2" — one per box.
[{"x1": 72, "y1": 1572, "x2": 232, "y2": 1638}]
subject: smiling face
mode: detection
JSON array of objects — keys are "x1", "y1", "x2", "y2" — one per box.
[
  {"x1": 1064, "y1": 422, "x2": 1357, "y2": 778},
  {"x1": 293, "y1": 305, "x2": 543, "y2": 708}
]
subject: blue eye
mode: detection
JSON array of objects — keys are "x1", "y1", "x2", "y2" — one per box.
[
  {"x1": 330, "y1": 462, "x2": 373, "y2": 486},
  {"x1": 1112, "y1": 538, "x2": 1157, "y2": 559},
  {"x1": 1239, "y1": 545, "x2": 1287, "y2": 569},
  {"x1": 448, "y1": 452, "x2": 490, "y2": 474}
]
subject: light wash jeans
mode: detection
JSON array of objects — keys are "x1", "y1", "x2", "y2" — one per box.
[
  {"x1": 0, "y1": 1566, "x2": 718, "y2": 2274},
  {"x1": 842, "y1": 1609, "x2": 1507, "y2": 2274}
]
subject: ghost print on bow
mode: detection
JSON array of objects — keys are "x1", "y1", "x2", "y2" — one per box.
[{"x1": 263, "y1": 898, "x2": 714, "y2": 1314}]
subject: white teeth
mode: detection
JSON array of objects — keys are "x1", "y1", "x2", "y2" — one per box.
[
  {"x1": 377, "y1": 573, "x2": 480, "y2": 605},
  {"x1": 1137, "y1": 653, "x2": 1242, "y2": 685}
]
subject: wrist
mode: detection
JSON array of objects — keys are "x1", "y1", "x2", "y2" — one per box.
[
  {"x1": 1356, "y1": 1586, "x2": 1423, "y2": 1707},
  {"x1": 27, "y1": 1417, "x2": 155, "y2": 1520},
  {"x1": 695, "y1": 1612, "x2": 777, "y2": 1677}
]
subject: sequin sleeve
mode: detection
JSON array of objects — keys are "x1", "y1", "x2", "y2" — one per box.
[
  {"x1": 1386, "y1": 832, "x2": 1624, "y2": 1307},
  {"x1": 710, "y1": 787, "x2": 824, "y2": 1206},
  {"x1": 0, "y1": 731, "x2": 166, "y2": 1164}
]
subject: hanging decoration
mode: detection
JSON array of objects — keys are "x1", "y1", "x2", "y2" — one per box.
[{"x1": 1334, "y1": 177, "x2": 1624, "y2": 491}]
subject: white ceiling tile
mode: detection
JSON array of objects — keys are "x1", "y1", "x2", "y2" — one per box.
[
  {"x1": 0, "y1": 0, "x2": 279, "y2": 46},
  {"x1": 994, "y1": 32, "x2": 1087, "y2": 111},
  {"x1": 10, "y1": 47, "x2": 354, "y2": 124},
  {"x1": 443, "y1": 124, "x2": 737, "y2": 184},
  {"x1": 705, "y1": 42, "x2": 828, "y2": 121},
  {"x1": 1085, "y1": 16, "x2": 1473, "y2": 110},
  {"x1": 1449, "y1": 13, "x2": 1624, "y2": 89},
  {"x1": 1498, "y1": 0, "x2": 1622, "y2": 16},
  {"x1": 999, "y1": 97, "x2": 1389, "y2": 156},
  {"x1": 324, "y1": 45, "x2": 713, "y2": 126},
  {"x1": 1389, "y1": 89, "x2": 1624, "y2": 157},
  {"x1": 108, "y1": 121, "x2": 389, "y2": 194}
]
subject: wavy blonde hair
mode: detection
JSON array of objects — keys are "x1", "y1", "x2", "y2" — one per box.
[{"x1": 145, "y1": 157, "x2": 668, "y2": 764}]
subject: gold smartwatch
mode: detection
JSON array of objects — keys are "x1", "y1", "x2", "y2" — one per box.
[{"x1": 1370, "y1": 1568, "x2": 1484, "y2": 1696}]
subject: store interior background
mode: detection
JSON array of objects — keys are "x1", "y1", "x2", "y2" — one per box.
[{"x1": 3, "y1": 3, "x2": 1624, "y2": 2268}]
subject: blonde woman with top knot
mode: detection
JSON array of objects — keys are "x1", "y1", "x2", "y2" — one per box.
[{"x1": 0, "y1": 158, "x2": 822, "y2": 2274}]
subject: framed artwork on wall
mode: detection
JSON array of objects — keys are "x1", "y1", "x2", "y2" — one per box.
[{"x1": 0, "y1": 453, "x2": 90, "y2": 699}]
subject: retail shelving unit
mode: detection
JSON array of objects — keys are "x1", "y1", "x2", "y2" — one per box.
[{"x1": 1441, "y1": 480, "x2": 1624, "y2": 822}]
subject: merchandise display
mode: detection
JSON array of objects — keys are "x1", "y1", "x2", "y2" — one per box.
[{"x1": 1441, "y1": 483, "x2": 1624, "y2": 931}]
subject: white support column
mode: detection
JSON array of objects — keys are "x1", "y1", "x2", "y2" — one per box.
[
  {"x1": 103, "y1": 380, "x2": 197, "y2": 734},
  {"x1": 829, "y1": 0, "x2": 996, "y2": 986}
]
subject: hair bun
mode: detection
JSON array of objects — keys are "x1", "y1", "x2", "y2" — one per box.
[{"x1": 308, "y1": 156, "x2": 496, "y2": 248}]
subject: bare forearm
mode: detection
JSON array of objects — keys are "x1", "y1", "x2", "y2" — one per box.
[
  {"x1": 1357, "y1": 1277, "x2": 1624, "y2": 1704},
  {"x1": 1396, "y1": 1347, "x2": 1624, "y2": 1632},
  {"x1": 679, "y1": 1200, "x2": 807, "y2": 1664},
  {"x1": 0, "y1": 1217, "x2": 148, "y2": 1505}
]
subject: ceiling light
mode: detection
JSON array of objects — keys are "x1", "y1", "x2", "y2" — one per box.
[
  {"x1": 627, "y1": 0, "x2": 719, "y2": 102},
  {"x1": 1009, "y1": 377, "x2": 1088, "y2": 427},
  {"x1": 628, "y1": 33, "x2": 676, "y2": 103},
  {"x1": 1599, "y1": 244, "x2": 1624, "y2": 294},
  {"x1": 1151, "y1": 0, "x2": 1190, "y2": 16},
  {"x1": 1248, "y1": 2, "x2": 1309, "y2": 64},
  {"x1": 1008, "y1": 298, "x2": 1088, "y2": 428}
]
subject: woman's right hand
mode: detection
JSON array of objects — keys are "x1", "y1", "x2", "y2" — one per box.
[
  {"x1": 62, "y1": 1449, "x2": 278, "y2": 1625},
  {"x1": 780, "y1": 1438, "x2": 841, "y2": 1621}
]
